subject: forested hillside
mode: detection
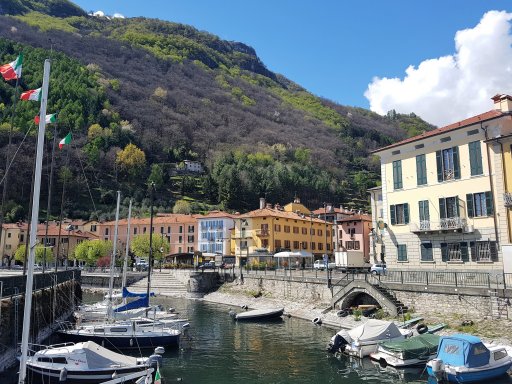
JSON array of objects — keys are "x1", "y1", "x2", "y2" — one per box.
[{"x1": 0, "y1": 0, "x2": 434, "y2": 220}]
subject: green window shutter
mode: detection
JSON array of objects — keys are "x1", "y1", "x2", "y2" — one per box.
[
  {"x1": 393, "y1": 160, "x2": 402, "y2": 189},
  {"x1": 475, "y1": 143, "x2": 483, "y2": 175},
  {"x1": 470, "y1": 241, "x2": 477, "y2": 261},
  {"x1": 439, "y1": 198, "x2": 446, "y2": 219},
  {"x1": 460, "y1": 242, "x2": 469, "y2": 262},
  {"x1": 390, "y1": 205, "x2": 396, "y2": 225},
  {"x1": 416, "y1": 154, "x2": 426, "y2": 185},
  {"x1": 436, "y1": 150, "x2": 443, "y2": 182},
  {"x1": 490, "y1": 241, "x2": 498, "y2": 262},
  {"x1": 424, "y1": 201, "x2": 430, "y2": 221},
  {"x1": 441, "y1": 243, "x2": 448, "y2": 262},
  {"x1": 466, "y1": 193, "x2": 474, "y2": 218},
  {"x1": 453, "y1": 146, "x2": 461, "y2": 179},
  {"x1": 485, "y1": 191, "x2": 494, "y2": 216},
  {"x1": 404, "y1": 203, "x2": 409, "y2": 224},
  {"x1": 469, "y1": 141, "x2": 483, "y2": 175}
]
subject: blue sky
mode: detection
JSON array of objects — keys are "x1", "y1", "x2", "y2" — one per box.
[{"x1": 72, "y1": 1, "x2": 512, "y2": 126}]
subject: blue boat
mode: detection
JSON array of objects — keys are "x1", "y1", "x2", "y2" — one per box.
[{"x1": 426, "y1": 333, "x2": 512, "y2": 383}]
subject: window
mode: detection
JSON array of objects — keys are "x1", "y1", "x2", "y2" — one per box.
[
  {"x1": 178, "y1": 236, "x2": 183, "y2": 243},
  {"x1": 468, "y1": 141, "x2": 483, "y2": 176},
  {"x1": 134, "y1": 227, "x2": 137, "y2": 235},
  {"x1": 7, "y1": 233, "x2": 11, "y2": 238},
  {"x1": 418, "y1": 200, "x2": 430, "y2": 229},
  {"x1": 19, "y1": 234, "x2": 24, "y2": 242},
  {"x1": 318, "y1": 229, "x2": 323, "y2": 236},
  {"x1": 397, "y1": 244, "x2": 407, "y2": 261},
  {"x1": 420, "y1": 242, "x2": 433, "y2": 261},
  {"x1": 393, "y1": 160, "x2": 403, "y2": 189},
  {"x1": 284, "y1": 240, "x2": 290, "y2": 249},
  {"x1": 284, "y1": 226, "x2": 290, "y2": 233},
  {"x1": 275, "y1": 240, "x2": 281, "y2": 249},
  {"x1": 439, "y1": 196, "x2": 459, "y2": 219},
  {"x1": 467, "y1": 192, "x2": 493, "y2": 217},
  {"x1": 441, "y1": 242, "x2": 469, "y2": 262},
  {"x1": 390, "y1": 203, "x2": 409, "y2": 225},
  {"x1": 318, "y1": 243, "x2": 323, "y2": 251},
  {"x1": 143, "y1": 227, "x2": 147, "y2": 234},
  {"x1": 311, "y1": 242, "x2": 316, "y2": 250},
  {"x1": 436, "y1": 147, "x2": 460, "y2": 181},
  {"x1": 346, "y1": 241, "x2": 360, "y2": 250},
  {"x1": 293, "y1": 241, "x2": 299, "y2": 249},
  {"x1": 293, "y1": 227, "x2": 299, "y2": 234},
  {"x1": 160, "y1": 227, "x2": 164, "y2": 234},
  {"x1": 5, "y1": 244, "x2": 11, "y2": 250},
  {"x1": 187, "y1": 235, "x2": 194, "y2": 243},
  {"x1": 179, "y1": 226, "x2": 183, "y2": 233},
  {"x1": 261, "y1": 239, "x2": 269, "y2": 248},
  {"x1": 416, "y1": 154, "x2": 427, "y2": 185},
  {"x1": 310, "y1": 228, "x2": 315, "y2": 235},
  {"x1": 261, "y1": 224, "x2": 269, "y2": 236},
  {"x1": 301, "y1": 241, "x2": 307, "y2": 249},
  {"x1": 302, "y1": 227, "x2": 307, "y2": 235},
  {"x1": 105, "y1": 228, "x2": 109, "y2": 236},
  {"x1": 188, "y1": 225, "x2": 194, "y2": 233},
  {"x1": 167, "y1": 226, "x2": 171, "y2": 233},
  {"x1": 470, "y1": 241, "x2": 498, "y2": 262},
  {"x1": 274, "y1": 224, "x2": 281, "y2": 232}
]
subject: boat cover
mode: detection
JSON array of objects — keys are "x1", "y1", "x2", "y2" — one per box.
[
  {"x1": 436, "y1": 334, "x2": 490, "y2": 368},
  {"x1": 122, "y1": 287, "x2": 155, "y2": 298},
  {"x1": 114, "y1": 296, "x2": 149, "y2": 312},
  {"x1": 345, "y1": 319, "x2": 404, "y2": 343},
  {"x1": 380, "y1": 334, "x2": 440, "y2": 360},
  {"x1": 79, "y1": 341, "x2": 139, "y2": 368}
]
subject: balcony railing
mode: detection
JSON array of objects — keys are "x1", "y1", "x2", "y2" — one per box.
[
  {"x1": 410, "y1": 217, "x2": 467, "y2": 233},
  {"x1": 505, "y1": 192, "x2": 512, "y2": 207},
  {"x1": 255, "y1": 229, "x2": 270, "y2": 237}
]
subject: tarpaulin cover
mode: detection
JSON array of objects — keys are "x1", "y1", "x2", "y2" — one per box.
[
  {"x1": 380, "y1": 334, "x2": 440, "y2": 360},
  {"x1": 437, "y1": 334, "x2": 490, "y2": 368},
  {"x1": 347, "y1": 319, "x2": 403, "y2": 343}
]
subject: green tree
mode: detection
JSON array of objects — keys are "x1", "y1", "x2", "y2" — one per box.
[
  {"x1": 173, "y1": 199, "x2": 191, "y2": 214},
  {"x1": 15, "y1": 244, "x2": 52, "y2": 264},
  {"x1": 148, "y1": 164, "x2": 164, "y2": 188},
  {"x1": 116, "y1": 143, "x2": 147, "y2": 178},
  {"x1": 74, "y1": 239, "x2": 113, "y2": 265},
  {"x1": 130, "y1": 234, "x2": 170, "y2": 263}
]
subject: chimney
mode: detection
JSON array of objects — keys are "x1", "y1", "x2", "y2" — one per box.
[
  {"x1": 259, "y1": 198, "x2": 266, "y2": 209},
  {"x1": 492, "y1": 94, "x2": 512, "y2": 112},
  {"x1": 275, "y1": 203, "x2": 281, "y2": 210},
  {"x1": 294, "y1": 196, "x2": 301, "y2": 204}
]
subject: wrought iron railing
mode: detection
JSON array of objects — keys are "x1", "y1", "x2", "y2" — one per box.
[{"x1": 504, "y1": 192, "x2": 512, "y2": 207}]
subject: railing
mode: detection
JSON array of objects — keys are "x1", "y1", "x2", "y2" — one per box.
[
  {"x1": 504, "y1": 192, "x2": 512, "y2": 207},
  {"x1": 0, "y1": 269, "x2": 80, "y2": 298},
  {"x1": 410, "y1": 217, "x2": 467, "y2": 232}
]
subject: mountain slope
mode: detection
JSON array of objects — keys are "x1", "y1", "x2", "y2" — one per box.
[{"x1": 0, "y1": 0, "x2": 434, "y2": 219}]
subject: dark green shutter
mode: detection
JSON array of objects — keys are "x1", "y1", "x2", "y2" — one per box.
[
  {"x1": 466, "y1": 193, "x2": 474, "y2": 218},
  {"x1": 393, "y1": 160, "x2": 402, "y2": 189},
  {"x1": 469, "y1": 142, "x2": 476, "y2": 175},
  {"x1": 439, "y1": 198, "x2": 446, "y2": 219},
  {"x1": 485, "y1": 191, "x2": 494, "y2": 216},
  {"x1": 441, "y1": 243, "x2": 448, "y2": 261},
  {"x1": 490, "y1": 241, "x2": 498, "y2": 262},
  {"x1": 390, "y1": 205, "x2": 396, "y2": 225},
  {"x1": 404, "y1": 203, "x2": 409, "y2": 224},
  {"x1": 453, "y1": 146, "x2": 460, "y2": 179},
  {"x1": 436, "y1": 150, "x2": 443, "y2": 182},
  {"x1": 470, "y1": 242, "x2": 477, "y2": 261},
  {"x1": 460, "y1": 242, "x2": 469, "y2": 262},
  {"x1": 416, "y1": 154, "x2": 426, "y2": 185},
  {"x1": 469, "y1": 141, "x2": 483, "y2": 175}
]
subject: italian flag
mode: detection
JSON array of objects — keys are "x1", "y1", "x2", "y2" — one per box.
[
  {"x1": 0, "y1": 54, "x2": 23, "y2": 81},
  {"x1": 34, "y1": 113, "x2": 57, "y2": 125},
  {"x1": 20, "y1": 88, "x2": 41, "y2": 101},
  {"x1": 154, "y1": 367, "x2": 161, "y2": 384},
  {"x1": 59, "y1": 132, "x2": 72, "y2": 149}
]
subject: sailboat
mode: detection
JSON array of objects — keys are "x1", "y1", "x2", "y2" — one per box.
[
  {"x1": 17, "y1": 59, "x2": 158, "y2": 384},
  {"x1": 57, "y1": 190, "x2": 181, "y2": 349}
]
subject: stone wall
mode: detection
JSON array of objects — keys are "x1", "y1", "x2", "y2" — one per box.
[{"x1": 81, "y1": 273, "x2": 145, "y2": 288}]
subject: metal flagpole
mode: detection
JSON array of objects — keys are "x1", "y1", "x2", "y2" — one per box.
[{"x1": 18, "y1": 58, "x2": 51, "y2": 384}]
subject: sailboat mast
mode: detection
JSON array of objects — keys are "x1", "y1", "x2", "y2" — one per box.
[
  {"x1": 18, "y1": 59, "x2": 51, "y2": 384},
  {"x1": 146, "y1": 183, "x2": 155, "y2": 299},
  {"x1": 107, "y1": 191, "x2": 121, "y2": 320},
  {"x1": 122, "y1": 198, "x2": 132, "y2": 299}
]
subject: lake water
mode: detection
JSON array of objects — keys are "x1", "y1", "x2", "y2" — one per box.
[{"x1": 8, "y1": 293, "x2": 512, "y2": 384}]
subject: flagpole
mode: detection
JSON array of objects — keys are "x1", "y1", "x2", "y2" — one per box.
[
  {"x1": 0, "y1": 72, "x2": 21, "y2": 267},
  {"x1": 42, "y1": 125, "x2": 57, "y2": 273},
  {"x1": 18, "y1": 58, "x2": 51, "y2": 384}
]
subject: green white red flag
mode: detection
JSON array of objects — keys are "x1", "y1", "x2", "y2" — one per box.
[
  {"x1": 34, "y1": 113, "x2": 57, "y2": 125},
  {"x1": 59, "y1": 132, "x2": 72, "y2": 149},
  {"x1": 0, "y1": 54, "x2": 23, "y2": 81},
  {"x1": 20, "y1": 88, "x2": 41, "y2": 101},
  {"x1": 154, "y1": 367, "x2": 161, "y2": 384}
]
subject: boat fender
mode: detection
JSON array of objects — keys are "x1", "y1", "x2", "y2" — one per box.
[
  {"x1": 168, "y1": 307, "x2": 176, "y2": 313},
  {"x1": 182, "y1": 322, "x2": 190, "y2": 329},
  {"x1": 312, "y1": 317, "x2": 322, "y2": 325},
  {"x1": 416, "y1": 324, "x2": 428, "y2": 334},
  {"x1": 59, "y1": 367, "x2": 67, "y2": 382},
  {"x1": 337, "y1": 310, "x2": 348, "y2": 317},
  {"x1": 461, "y1": 320, "x2": 474, "y2": 327},
  {"x1": 147, "y1": 354, "x2": 163, "y2": 369},
  {"x1": 241, "y1": 304, "x2": 248, "y2": 310},
  {"x1": 154, "y1": 346, "x2": 165, "y2": 355},
  {"x1": 130, "y1": 338, "x2": 133, "y2": 347},
  {"x1": 229, "y1": 310, "x2": 237, "y2": 319}
]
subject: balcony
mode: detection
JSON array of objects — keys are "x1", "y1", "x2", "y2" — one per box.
[
  {"x1": 410, "y1": 217, "x2": 468, "y2": 234},
  {"x1": 504, "y1": 192, "x2": 512, "y2": 207},
  {"x1": 255, "y1": 229, "x2": 270, "y2": 237}
]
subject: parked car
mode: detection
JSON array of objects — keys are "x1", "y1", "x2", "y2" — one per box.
[
  {"x1": 313, "y1": 260, "x2": 335, "y2": 270},
  {"x1": 200, "y1": 261, "x2": 216, "y2": 269},
  {"x1": 135, "y1": 261, "x2": 149, "y2": 271},
  {"x1": 370, "y1": 263, "x2": 386, "y2": 275}
]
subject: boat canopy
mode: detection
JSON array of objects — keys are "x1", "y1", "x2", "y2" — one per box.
[
  {"x1": 122, "y1": 287, "x2": 155, "y2": 298},
  {"x1": 114, "y1": 296, "x2": 149, "y2": 313},
  {"x1": 436, "y1": 334, "x2": 490, "y2": 368},
  {"x1": 380, "y1": 334, "x2": 440, "y2": 360},
  {"x1": 339, "y1": 319, "x2": 404, "y2": 344},
  {"x1": 78, "y1": 341, "x2": 139, "y2": 368}
]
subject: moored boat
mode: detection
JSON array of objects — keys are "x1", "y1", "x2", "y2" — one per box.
[
  {"x1": 230, "y1": 307, "x2": 284, "y2": 321},
  {"x1": 426, "y1": 333, "x2": 512, "y2": 383},
  {"x1": 370, "y1": 333, "x2": 440, "y2": 367}
]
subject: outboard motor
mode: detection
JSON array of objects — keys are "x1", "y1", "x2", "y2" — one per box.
[
  {"x1": 430, "y1": 359, "x2": 445, "y2": 380},
  {"x1": 326, "y1": 333, "x2": 348, "y2": 354},
  {"x1": 147, "y1": 347, "x2": 165, "y2": 369}
]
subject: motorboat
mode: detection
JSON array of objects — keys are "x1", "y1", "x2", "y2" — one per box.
[
  {"x1": 24, "y1": 341, "x2": 162, "y2": 384},
  {"x1": 370, "y1": 333, "x2": 440, "y2": 367},
  {"x1": 427, "y1": 333, "x2": 512, "y2": 383},
  {"x1": 230, "y1": 307, "x2": 284, "y2": 321},
  {"x1": 326, "y1": 319, "x2": 412, "y2": 358},
  {"x1": 57, "y1": 319, "x2": 181, "y2": 350}
]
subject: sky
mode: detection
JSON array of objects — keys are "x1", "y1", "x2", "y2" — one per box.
[{"x1": 72, "y1": 1, "x2": 512, "y2": 127}]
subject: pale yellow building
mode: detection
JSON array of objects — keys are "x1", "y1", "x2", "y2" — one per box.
[
  {"x1": 373, "y1": 94, "x2": 512, "y2": 271},
  {"x1": 0, "y1": 222, "x2": 28, "y2": 265},
  {"x1": 232, "y1": 198, "x2": 333, "y2": 267}
]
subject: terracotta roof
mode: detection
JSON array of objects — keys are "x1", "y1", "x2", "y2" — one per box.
[
  {"x1": 312, "y1": 207, "x2": 354, "y2": 215},
  {"x1": 102, "y1": 214, "x2": 202, "y2": 226},
  {"x1": 199, "y1": 210, "x2": 240, "y2": 219},
  {"x1": 2, "y1": 222, "x2": 28, "y2": 230},
  {"x1": 338, "y1": 214, "x2": 372, "y2": 223},
  {"x1": 241, "y1": 208, "x2": 327, "y2": 224},
  {"x1": 36, "y1": 227, "x2": 91, "y2": 238},
  {"x1": 372, "y1": 109, "x2": 506, "y2": 153}
]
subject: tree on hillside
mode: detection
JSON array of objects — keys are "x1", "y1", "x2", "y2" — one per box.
[
  {"x1": 173, "y1": 199, "x2": 191, "y2": 214},
  {"x1": 116, "y1": 143, "x2": 146, "y2": 179}
]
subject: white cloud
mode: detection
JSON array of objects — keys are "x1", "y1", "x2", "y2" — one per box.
[{"x1": 365, "y1": 10, "x2": 512, "y2": 127}]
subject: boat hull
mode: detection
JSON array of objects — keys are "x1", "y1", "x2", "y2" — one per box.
[
  {"x1": 26, "y1": 364, "x2": 147, "y2": 384},
  {"x1": 235, "y1": 308, "x2": 284, "y2": 321},
  {"x1": 370, "y1": 350, "x2": 436, "y2": 367},
  {"x1": 57, "y1": 331, "x2": 179, "y2": 349},
  {"x1": 427, "y1": 361, "x2": 512, "y2": 383}
]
